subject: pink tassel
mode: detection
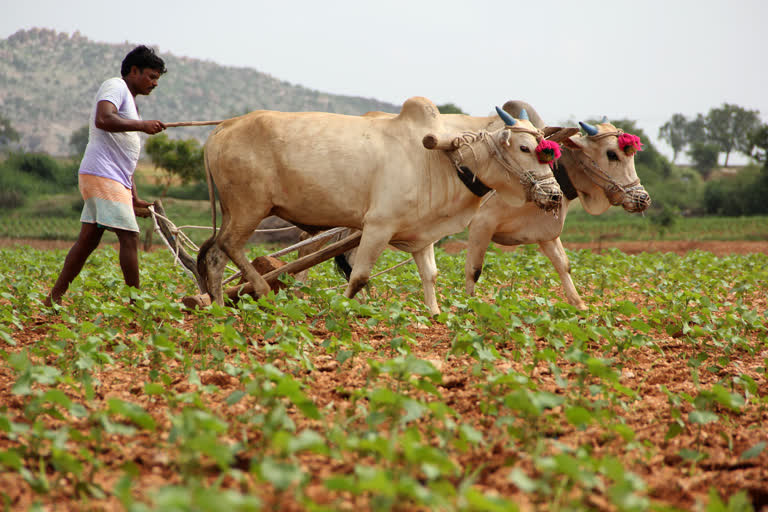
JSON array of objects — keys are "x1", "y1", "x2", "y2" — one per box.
[
  {"x1": 618, "y1": 133, "x2": 643, "y2": 156},
  {"x1": 536, "y1": 139, "x2": 562, "y2": 164}
]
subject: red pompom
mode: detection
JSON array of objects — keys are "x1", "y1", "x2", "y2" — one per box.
[
  {"x1": 618, "y1": 133, "x2": 643, "y2": 156},
  {"x1": 536, "y1": 139, "x2": 562, "y2": 164}
]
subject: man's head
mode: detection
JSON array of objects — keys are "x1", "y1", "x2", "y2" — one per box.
[
  {"x1": 121, "y1": 45, "x2": 167, "y2": 96},
  {"x1": 121, "y1": 45, "x2": 167, "y2": 77}
]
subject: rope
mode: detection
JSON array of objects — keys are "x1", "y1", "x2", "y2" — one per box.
[
  {"x1": 220, "y1": 228, "x2": 350, "y2": 285},
  {"x1": 321, "y1": 257, "x2": 413, "y2": 291}
]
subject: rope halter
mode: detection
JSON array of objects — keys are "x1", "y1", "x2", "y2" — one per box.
[
  {"x1": 446, "y1": 126, "x2": 562, "y2": 213},
  {"x1": 572, "y1": 128, "x2": 649, "y2": 210}
]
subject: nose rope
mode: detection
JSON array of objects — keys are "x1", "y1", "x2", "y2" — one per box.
[
  {"x1": 570, "y1": 131, "x2": 646, "y2": 206},
  {"x1": 446, "y1": 128, "x2": 561, "y2": 212}
]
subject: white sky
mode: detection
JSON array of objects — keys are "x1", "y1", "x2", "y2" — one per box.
[{"x1": 2, "y1": 0, "x2": 767, "y2": 163}]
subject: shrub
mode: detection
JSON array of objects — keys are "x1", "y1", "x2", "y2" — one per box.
[
  {"x1": 5, "y1": 151, "x2": 61, "y2": 181},
  {"x1": 703, "y1": 165, "x2": 768, "y2": 215}
]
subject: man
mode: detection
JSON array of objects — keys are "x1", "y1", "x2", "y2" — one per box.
[{"x1": 45, "y1": 45, "x2": 167, "y2": 307}]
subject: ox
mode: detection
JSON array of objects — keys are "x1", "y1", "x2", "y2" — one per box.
[
  {"x1": 463, "y1": 100, "x2": 651, "y2": 308},
  {"x1": 322, "y1": 101, "x2": 651, "y2": 309},
  {"x1": 197, "y1": 97, "x2": 563, "y2": 314}
]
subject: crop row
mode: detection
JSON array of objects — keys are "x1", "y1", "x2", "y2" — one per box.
[{"x1": 0, "y1": 244, "x2": 766, "y2": 511}]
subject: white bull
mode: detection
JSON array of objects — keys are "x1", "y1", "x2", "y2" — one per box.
[
  {"x1": 325, "y1": 101, "x2": 651, "y2": 309},
  {"x1": 463, "y1": 100, "x2": 651, "y2": 308},
  {"x1": 197, "y1": 97, "x2": 563, "y2": 314}
]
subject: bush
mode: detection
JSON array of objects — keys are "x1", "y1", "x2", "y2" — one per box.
[
  {"x1": 5, "y1": 151, "x2": 61, "y2": 181},
  {"x1": 703, "y1": 165, "x2": 768, "y2": 215},
  {"x1": 642, "y1": 165, "x2": 704, "y2": 214},
  {"x1": 2, "y1": 151, "x2": 78, "y2": 188},
  {"x1": 688, "y1": 142, "x2": 720, "y2": 178}
]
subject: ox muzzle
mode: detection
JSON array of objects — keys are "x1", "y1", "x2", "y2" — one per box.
[
  {"x1": 521, "y1": 169, "x2": 563, "y2": 213},
  {"x1": 606, "y1": 183, "x2": 651, "y2": 213}
]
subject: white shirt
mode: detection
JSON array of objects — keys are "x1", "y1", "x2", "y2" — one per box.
[{"x1": 79, "y1": 77, "x2": 142, "y2": 189}]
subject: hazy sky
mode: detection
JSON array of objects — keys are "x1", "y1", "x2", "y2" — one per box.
[{"x1": 2, "y1": 0, "x2": 767, "y2": 162}]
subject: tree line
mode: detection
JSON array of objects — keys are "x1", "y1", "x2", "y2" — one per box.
[
  {"x1": 2, "y1": 102, "x2": 768, "y2": 218},
  {"x1": 658, "y1": 103, "x2": 764, "y2": 174}
]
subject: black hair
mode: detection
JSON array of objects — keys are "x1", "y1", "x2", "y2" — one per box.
[{"x1": 121, "y1": 45, "x2": 167, "y2": 77}]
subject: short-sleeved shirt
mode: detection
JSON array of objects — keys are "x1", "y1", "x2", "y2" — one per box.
[{"x1": 79, "y1": 77, "x2": 142, "y2": 190}]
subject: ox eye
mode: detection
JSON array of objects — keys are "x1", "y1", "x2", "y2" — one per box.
[
  {"x1": 520, "y1": 146, "x2": 531, "y2": 153},
  {"x1": 607, "y1": 150, "x2": 620, "y2": 161}
]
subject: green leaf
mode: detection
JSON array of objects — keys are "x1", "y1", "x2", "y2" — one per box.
[
  {"x1": 107, "y1": 398, "x2": 156, "y2": 431},
  {"x1": 226, "y1": 390, "x2": 245, "y2": 406},
  {"x1": 565, "y1": 406, "x2": 593, "y2": 429},
  {"x1": 688, "y1": 410, "x2": 718, "y2": 425},
  {"x1": 665, "y1": 422, "x2": 684, "y2": 441},
  {"x1": 740, "y1": 441, "x2": 766, "y2": 460}
]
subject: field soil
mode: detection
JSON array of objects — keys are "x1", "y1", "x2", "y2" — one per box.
[
  {"x1": 3, "y1": 238, "x2": 768, "y2": 256},
  {"x1": 1, "y1": 237, "x2": 767, "y2": 510}
]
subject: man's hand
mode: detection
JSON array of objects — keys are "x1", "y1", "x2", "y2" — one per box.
[
  {"x1": 142, "y1": 120, "x2": 166, "y2": 135},
  {"x1": 133, "y1": 198, "x2": 154, "y2": 218}
]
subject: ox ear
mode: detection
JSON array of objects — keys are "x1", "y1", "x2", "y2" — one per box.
[
  {"x1": 543, "y1": 126, "x2": 580, "y2": 143},
  {"x1": 562, "y1": 135, "x2": 585, "y2": 150}
]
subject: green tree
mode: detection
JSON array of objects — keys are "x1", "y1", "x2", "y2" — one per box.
[
  {"x1": 688, "y1": 142, "x2": 720, "y2": 178},
  {"x1": 686, "y1": 113, "x2": 707, "y2": 142},
  {"x1": 658, "y1": 113, "x2": 688, "y2": 163},
  {"x1": 0, "y1": 113, "x2": 20, "y2": 150},
  {"x1": 747, "y1": 124, "x2": 768, "y2": 163},
  {"x1": 144, "y1": 133, "x2": 204, "y2": 196},
  {"x1": 437, "y1": 103, "x2": 466, "y2": 115},
  {"x1": 705, "y1": 103, "x2": 761, "y2": 167},
  {"x1": 69, "y1": 125, "x2": 89, "y2": 156}
]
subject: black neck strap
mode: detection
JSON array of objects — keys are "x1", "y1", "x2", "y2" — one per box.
[
  {"x1": 553, "y1": 161, "x2": 578, "y2": 201},
  {"x1": 457, "y1": 166, "x2": 492, "y2": 197}
]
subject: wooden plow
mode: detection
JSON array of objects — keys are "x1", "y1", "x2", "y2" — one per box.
[{"x1": 146, "y1": 200, "x2": 362, "y2": 309}]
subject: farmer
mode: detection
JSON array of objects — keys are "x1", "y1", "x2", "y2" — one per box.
[{"x1": 44, "y1": 45, "x2": 167, "y2": 307}]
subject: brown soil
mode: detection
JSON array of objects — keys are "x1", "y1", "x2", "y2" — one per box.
[
  {"x1": 440, "y1": 239, "x2": 768, "y2": 257},
  {"x1": 1, "y1": 238, "x2": 767, "y2": 510},
  {"x1": 4, "y1": 238, "x2": 768, "y2": 257}
]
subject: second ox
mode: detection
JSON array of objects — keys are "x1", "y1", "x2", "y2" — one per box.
[
  {"x1": 326, "y1": 101, "x2": 651, "y2": 309},
  {"x1": 197, "y1": 97, "x2": 563, "y2": 314}
]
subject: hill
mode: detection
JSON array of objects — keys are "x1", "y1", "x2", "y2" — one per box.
[{"x1": 0, "y1": 28, "x2": 400, "y2": 155}]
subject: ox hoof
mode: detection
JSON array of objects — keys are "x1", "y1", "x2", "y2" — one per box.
[{"x1": 182, "y1": 294, "x2": 212, "y2": 310}]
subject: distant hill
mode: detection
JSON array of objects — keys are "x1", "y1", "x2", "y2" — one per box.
[{"x1": 0, "y1": 28, "x2": 400, "y2": 155}]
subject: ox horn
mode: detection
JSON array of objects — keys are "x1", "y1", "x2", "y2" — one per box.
[
  {"x1": 519, "y1": 108, "x2": 530, "y2": 121},
  {"x1": 579, "y1": 121, "x2": 599, "y2": 136},
  {"x1": 600, "y1": 115, "x2": 608, "y2": 123},
  {"x1": 496, "y1": 106, "x2": 517, "y2": 126}
]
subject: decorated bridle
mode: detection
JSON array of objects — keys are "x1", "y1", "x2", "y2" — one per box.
[
  {"x1": 569, "y1": 120, "x2": 646, "y2": 206},
  {"x1": 446, "y1": 108, "x2": 562, "y2": 207}
]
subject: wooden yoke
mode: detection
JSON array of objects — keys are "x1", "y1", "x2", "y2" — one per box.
[
  {"x1": 543, "y1": 127, "x2": 580, "y2": 143},
  {"x1": 422, "y1": 133, "x2": 460, "y2": 151},
  {"x1": 182, "y1": 231, "x2": 363, "y2": 309}
]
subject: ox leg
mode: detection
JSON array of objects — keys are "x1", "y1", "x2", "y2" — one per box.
[
  {"x1": 217, "y1": 223, "x2": 272, "y2": 304},
  {"x1": 412, "y1": 244, "x2": 440, "y2": 316},
  {"x1": 465, "y1": 220, "x2": 497, "y2": 296},
  {"x1": 539, "y1": 238, "x2": 586, "y2": 310},
  {"x1": 343, "y1": 228, "x2": 391, "y2": 301},
  {"x1": 201, "y1": 241, "x2": 230, "y2": 305}
]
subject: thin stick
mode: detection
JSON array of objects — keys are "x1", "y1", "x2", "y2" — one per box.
[{"x1": 164, "y1": 120, "x2": 225, "y2": 127}]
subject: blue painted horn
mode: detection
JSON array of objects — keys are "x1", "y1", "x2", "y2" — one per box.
[
  {"x1": 600, "y1": 115, "x2": 608, "y2": 123},
  {"x1": 496, "y1": 106, "x2": 517, "y2": 126},
  {"x1": 519, "y1": 108, "x2": 530, "y2": 121},
  {"x1": 579, "y1": 121, "x2": 599, "y2": 136}
]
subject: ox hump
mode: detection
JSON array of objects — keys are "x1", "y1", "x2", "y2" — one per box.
[{"x1": 395, "y1": 97, "x2": 442, "y2": 128}]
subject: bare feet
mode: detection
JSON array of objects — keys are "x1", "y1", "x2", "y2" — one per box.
[{"x1": 42, "y1": 293, "x2": 62, "y2": 308}]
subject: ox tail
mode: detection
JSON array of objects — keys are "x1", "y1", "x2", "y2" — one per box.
[
  {"x1": 333, "y1": 254, "x2": 353, "y2": 282},
  {"x1": 197, "y1": 143, "x2": 218, "y2": 294}
]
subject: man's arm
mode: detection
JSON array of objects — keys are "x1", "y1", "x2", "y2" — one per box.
[
  {"x1": 131, "y1": 177, "x2": 153, "y2": 217},
  {"x1": 95, "y1": 100, "x2": 165, "y2": 134}
]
